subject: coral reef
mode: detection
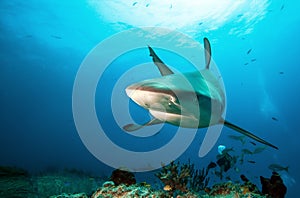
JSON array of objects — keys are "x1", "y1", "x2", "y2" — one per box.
[
  {"x1": 155, "y1": 160, "x2": 210, "y2": 196},
  {"x1": 109, "y1": 169, "x2": 136, "y2": 186},
  {"x1": 208, "y1": 181, "x2": 264, "y2": 197},
  {"x1": 0, "y1": 165, "x2": 287, "y2": 198},
  {"x1": 240, "y1": 174, "x2": 261, "y2": 195},
  {"x1": 53, "y1": 181, "x2": 269, "y2": 198},
  {"x1": 91, "y1": 181, "x2": 165, "y2": 198},
  {"x1": 190, "y1": 165, "x2": 210, "y2": 192},
  {"x1": 260, "y1": 172, "x2": 287, "y2": 198},
  {"x1": 155, "y1": 161, "x2": 192, "y2": 195},
  {"x1": 209, "y1": 182, "x2": 239, "y2": 196}
]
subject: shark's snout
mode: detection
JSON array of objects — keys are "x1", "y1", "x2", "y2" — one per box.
[
  {"x1": 125, "y1": 81, "x2": 172, "y2": 110},
  {"x1": 125, "y1": 83, "x2": 150, "y2": 108},
  {"x1": 125, "y1": 85, "x2": 136, "y2": 98}
]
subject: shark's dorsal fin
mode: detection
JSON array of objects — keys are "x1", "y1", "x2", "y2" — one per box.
[
  {"x1": 204, "y1": 38, "x2": 211, "y2": 69},
  {"x1": 148, "y1": 45, "x2": 174, "y2": 76}
]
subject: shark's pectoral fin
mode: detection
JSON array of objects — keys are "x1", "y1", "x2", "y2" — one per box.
[
  {"x1": 147, "y1": 45, "x2": 174, "y2": 76},
  {"x1": 204, "y1": 37, "x2": 211, "y2": 69},
  {"x1": 123, "y1": 123, "x2": 144, "y2": 132},
  {"x1": 123, "y1": 118, "x2": 164, "y2": 132},
  {"x1": 221, "y1": 119, "x2": 278, "y2": 150}
]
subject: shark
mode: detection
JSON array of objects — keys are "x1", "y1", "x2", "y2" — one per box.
[{"x1": 123, "y1": 38, "x2": 278, "y2": 150}]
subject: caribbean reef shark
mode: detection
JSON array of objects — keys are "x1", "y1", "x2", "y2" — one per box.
[{"x1": 123, "y1": 38, "x2": 278, "y2": 150}]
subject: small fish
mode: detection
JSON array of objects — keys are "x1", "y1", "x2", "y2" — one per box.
[
  {"x1": 146, "y1": 3, "x2": 149, "y2": 7},
  {"x1": 237, "y1": 14, "x2": 243, "y2": 18},
  {"x1": 240, "y1": 174, "x2": 249, "y2": 182},
  {"x1": 132, "y1": 2, "x2": 138, "y2": 6},
  {"x1": 247, "y1": 49, "x2": 252, "y2": 54},
  {"x1": 239, "y1": 153, "x2": 245, "y2": 164},
  {"x1": 163, "y1": 184, "x2": 172, "y2": 191},
  {"x1": 234, "y1": 167, "x2": 240, "y2": 172},
  {"x1": 242, "y1": 149, "x2": 253, "y2": 155},
  {"x1": 140, "y1": 182, "x2": 151, "y2": 188},
  {"x1": 250, "y1": 141, "x2": 256, "y2": 146},
  {"x1": 253, "y1": 146, "x2": 267, "y2": 154},
  {"x1": 244, "y1": 63, "x2": 249, "y2": 66},
  {"x1": 204, "y1": 187, "x2": 211, "y2": 193},
  {"x1": 232, "y1": 155, "x2": 238, "y2": 165},
  {"x1": 214, "y1": 170, "x2": 223, "y2": 179},
  {"x1": 247, "y1": 160, "x2": 256, "y2": 164},
  {"x1": 198, "y1": 22, "x2": 203, "y2": 26},
  {"x1": 51, "y1": 35, "x2": 62, "y2": 39},
  {"x1": 268, "y1": 164, "x2": 289, "y2": 172},
  {"x1": 222, "y1": 147, "x2": 234, "y2": 155},
  {"x1": 251, "y1": 58, "x2": 257, "y2": 62},
  {"x1": 169, "y1": 4, "x2": 172, "y2": 9},
  {"x1": 207, "y1": 162, "x2": 217, "y2": 170},
  {"x1": 280, "y1": 4, "x2": 285, "y2": 10},
  {"x1": 228, "y1": 135, "x2": 246, "y2": 144},
  {"x1": 225, "y1": 176, "x2": 231, "y2": 181},
  {"x1": 218, "y1": 145, "x2": 226, "y2": 155},
  {"x1": 272, "y1": 117, "x2": 278, "y2": 121},
  {"x1": 239, "y1": 158, "x2": 244, "y2": 165},
  {"x1": 279, "y1": 71, "x2": 284, "y2": 74}
]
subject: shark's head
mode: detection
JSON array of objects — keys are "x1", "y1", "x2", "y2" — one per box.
[
  {"x1": 125, "y1": 79, "x2": 200, "y2": 126},
  {"x1": 126, "y1": 81, "x2": 181, "y2": 113}
]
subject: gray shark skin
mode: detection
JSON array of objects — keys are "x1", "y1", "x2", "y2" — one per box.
[{"x1": 123, "y1": 38, "x2": 278, "y2": 150}]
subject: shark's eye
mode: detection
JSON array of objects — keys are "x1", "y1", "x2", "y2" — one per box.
[
  {"x1": 170, "y1": 97, "x2": 176, "y2": 103},
  {"x1": 168, "y1": 96, "x2": 176, "y2": 106}
]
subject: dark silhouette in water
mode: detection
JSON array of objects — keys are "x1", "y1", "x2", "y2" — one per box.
[{"x1": 260, "y1": 172, "x2": 287, "y2": 198}]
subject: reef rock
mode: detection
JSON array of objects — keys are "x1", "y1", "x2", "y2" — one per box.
[
  {"x1": 260, "y1": 172, "x2": 287, "y2": 198},
  {"x1": 91, "y1": 184, "x2": 163, "y2": 198},
  {"x1": 109, "y1": 169, "x2": 136, "y2": 186}
]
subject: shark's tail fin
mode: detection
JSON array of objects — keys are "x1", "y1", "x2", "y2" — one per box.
[{"x1": 224, "y1": 120, "x2": 278, "y2": 150}]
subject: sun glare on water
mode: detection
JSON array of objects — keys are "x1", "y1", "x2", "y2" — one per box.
[{"x1": 89, "y1": 0, "x2": 269, "y2": 36}]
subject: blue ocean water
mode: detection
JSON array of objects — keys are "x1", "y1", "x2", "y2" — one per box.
[{"x1": 0, "y1": 0, "x2": 299, "y2": 197}]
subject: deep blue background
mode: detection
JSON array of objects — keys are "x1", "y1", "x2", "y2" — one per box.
[{"x1": 0, "y1": 1, "x2": 299, "y2": 197}]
